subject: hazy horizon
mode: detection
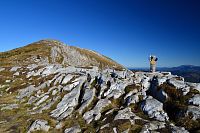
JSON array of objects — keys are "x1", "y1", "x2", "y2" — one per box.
[{"x1": 0, "y1": 0, "x2": 200, "y2": 67}]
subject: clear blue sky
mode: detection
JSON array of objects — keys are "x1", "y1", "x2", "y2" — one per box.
[{"x1": 0, "y1": 0, "x2": 200, "y2": 67}]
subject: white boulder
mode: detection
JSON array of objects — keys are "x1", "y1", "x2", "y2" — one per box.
[
  {"x1": 188, "y1": 94, "x2": 200, "y2": 106},
  {"x1": 83, "y1": 99, "x2": 111, "y2": 124},
  {"x1": 51, "y1": 86, "x2": 81, "y2": 120},
  {"x1": 141, "y1": 96, "x2": 169, "y2": 121},
  {"x1": 27, "y1": 119, "x2": 50, "y2": 133}
]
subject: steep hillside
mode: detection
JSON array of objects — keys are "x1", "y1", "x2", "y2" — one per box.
[{"x1": 0, "y1": 40, "x2": 123, "y2": 69}]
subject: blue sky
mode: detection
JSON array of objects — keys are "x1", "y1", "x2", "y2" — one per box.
[{"x1": 0, "y1": 0, "x2": 200, "y2": 67}]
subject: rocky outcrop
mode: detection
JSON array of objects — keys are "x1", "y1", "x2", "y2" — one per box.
[
  {"x1": 64, "y1": 125, "x2": 81, "y2": 133},
  {"x1": 141, "y1": 96, "x2": 169, "y2": 121},
  {"x1": 27, "y1": 119, "x2": 50, "y2": 133},
  {"x1": 188, "y1": 94, "x2": 200, "y2": 106},
  {"x1": 140, "y1": 121, "x2": 166, "y2": 132},
  {"x1": 1, "y1": 104, "x2": 18, "y2": 110},
  {"x1": 51, "y1": 86, "x2": 81, "y2": 120},
  {"x1": 0, "y1": 65, "x2": 198, "y2": 132},
  {"x1": 78, "y1": 88, "x2": 96, "y2": 114},
  {"x1": 114, "y1": 107, "x2": 141, "y2": 125},
  {"x1": 0, "y1": 40, "x2": 199, "y2": 132},
  {"x1": 83, "y1": 99, "x2": 111, "y2": 124}
]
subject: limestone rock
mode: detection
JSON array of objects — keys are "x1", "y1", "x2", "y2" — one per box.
[
  {"x1": 35, "y1": 95, "x2": 49, "y2": 106},
  {"x1": 33, "y1": 96, "x2": 60, "y2": 114},
  {"x1": 140, "y1": 121, "x2": 166, "y2": 132},
  {"x1": 104, "y1": 81, "x2": 128, "y2": 99},
  {"x1": 28, "y1": 96, "x2": 38, "y2": 104},
  {"x1": 124, "y1": 94, "x2": 140, "y2": 106},
  {"x1": 186, "y1": 106, "x2": 200, "y2": 120},
  {"x1": 141, "y1": 96, "x2": 169, "y2": 121},
  {"x1": 0, "y1": 67, "x2": 5, "y2": 72},
  {"x1": 83, "y1": 99, "x2": 111, "y2": 124},
  {"x1": 114, "y1": 107, "x2": 141, "y2": 125},
  {"x1": 27, "y1": 119, "x2": 50, "y2": 133},
  {"x1": 51, "y1": 86, "x2": 81, "y2": 120},
  {"x1": 186, "y1": 82, "x2": 200, "y2": 92},
  {"x1": 62, "y1": 74, "x2": 74, "y2": 84},
  {"x1": 10, "y1": 66, "x2": 21, "y2": 72},
  {"x1": 13, "y1": 71, "x2": 20, "y2": 76},
  {"x1": 100, "y1": 123, "x2": 110, "y2": 130},
  {"x1": 78, "y1": 88, "x2": 95, "y2": 114},
  {"x1": 157, "y1": 77, "x2": 167, "y2": 86},
  {"x1": 188, "y1": 94, "x2": 200, "y2": 106},
  {"x1": 53, "y1": 74, "x2": 65, "y2": 85},
  {"x1": 64, "y1": 125, "x2": 81, "y2": 133},
  {"x1": 168, "y1": 78, "x2": 186, "y2": 89},
  {"x1": 141, "y1": 76, "x2": 150, "y2": 89},
  {"x1": 55, "y1": 121, "x2": 64, "y2": 129},
  {"x1": 1, "y1": 104, "x2": 18, "y2": 110},
  {"x1": 17, "y1": 85, "x2": 36, "y2": 99},
  {"x1": 170, "y1": 124, "x2": 189, "y2": 133},
  {"x1": 113, "y1": 127, "x2": 117, "y2": 133},
  {"x1": 63, "y1": 81, "x2": 80, "y2": 91},
  {"x1": 182, "y1": 86, "x2": 190, "y2": 95}
]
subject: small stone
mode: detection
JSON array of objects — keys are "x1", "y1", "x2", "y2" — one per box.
[
  {"x1": 28, "y1": 96, "x2": 38, "y2": 104},
  {"x1": 1, "y1": 104, "x2": 18, "y2": 110},
  {"x1": 113, "y1": 127, "x2": 117, "y2": 133},
  {"x1": 10, "y1": 66, "x2": 21, "y2": 72},
  {"x1": 13, "y1": 72, "x2": 20, "y2": 76},
  {"x1": 6, "y1": 80, "x2": 11, "y2": 83},
  {"x1": 0, "y1": 68, "x2": 5, "y2": 72},
  {"x1": 52, "y1": 89, "x2": 58, "y2": 95},
  {"x1": 100, "y1": 123, "x2": 110, "y2": 130},
  {"x1": 55, "y1": 122, "x2": 64, "y2": 129},
  {"x1": 64, "y1": 125, "x2": 81, "y2": 133}
]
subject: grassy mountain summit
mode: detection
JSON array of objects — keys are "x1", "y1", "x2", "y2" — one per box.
[{"x1": 0, "y1": 39, "x2": 123, "y2": 69}]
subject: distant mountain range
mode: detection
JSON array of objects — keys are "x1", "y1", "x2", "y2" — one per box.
[{"x1": 130, "y1": 65, "x2": 200, "y2": 83}]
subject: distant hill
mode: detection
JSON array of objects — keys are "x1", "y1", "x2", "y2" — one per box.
[
  {"x1": 130, "y1": 65, "x2": 200, "y2": 83},
  {"x1": 0, "y1": 39, "x2": 123, "y2": 69},
  {"x1": 158, "y1": 65, "x2": 200, "y2": 83}
]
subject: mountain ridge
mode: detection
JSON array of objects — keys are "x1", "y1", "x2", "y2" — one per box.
[{"x1": 0, "y1": 39, "x2": 123, "y2": 69}]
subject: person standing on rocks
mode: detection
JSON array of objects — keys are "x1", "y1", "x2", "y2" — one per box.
[{"x1": 149, "y1": 55, "x2": 158, "y2": 72}]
